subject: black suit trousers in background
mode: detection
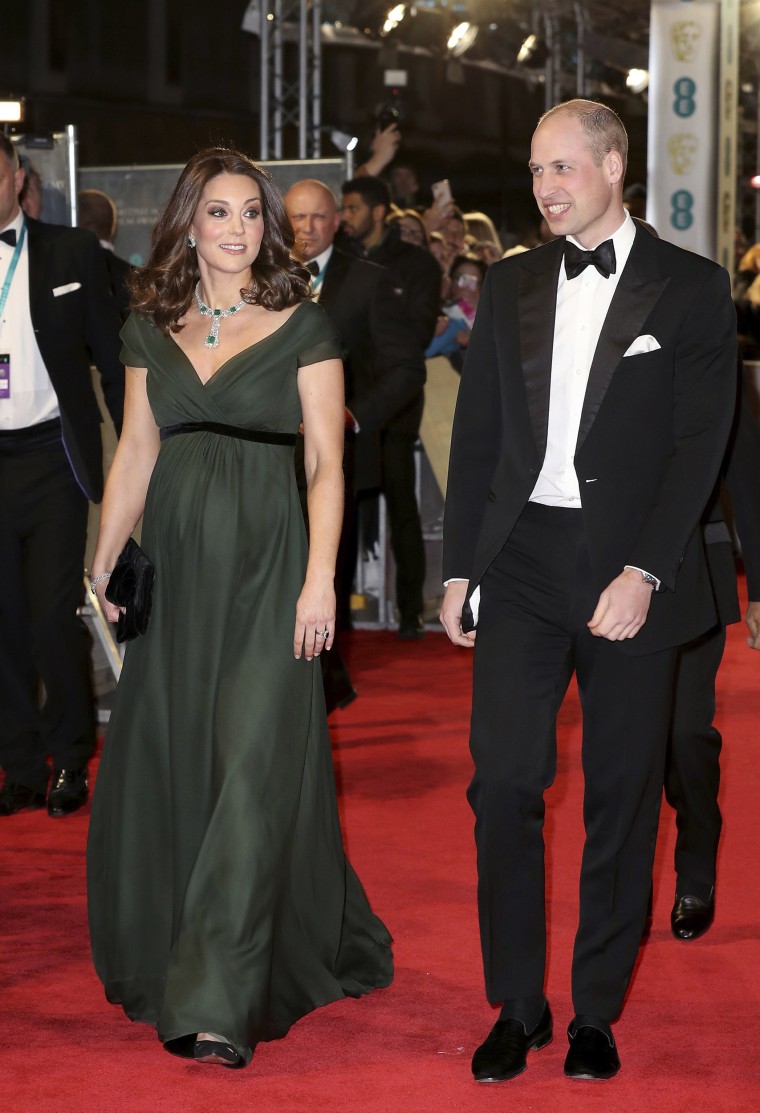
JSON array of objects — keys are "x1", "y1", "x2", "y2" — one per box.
[
  {"x1": 0, "y1": 435, "x2": 95, "y2": 792},
  {"x1": 380, "y1": 429, "x2": 425, "y2": 625},
  {"x1": 665, "y1": 623, "x2": 725, "y2": 896},
  {"x1": 469, "y1": 503, "x2": 677, "y2": 1026}
]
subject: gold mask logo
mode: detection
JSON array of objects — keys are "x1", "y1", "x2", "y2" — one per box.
[
  {"x1": 670, "y1": 20, "x2": 702, "y2": 63},
  {"x1": 668, "y1": 133, "x2": 699, "y2": 176}
]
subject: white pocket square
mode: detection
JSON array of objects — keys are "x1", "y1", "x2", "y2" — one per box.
[
  {"x1": 53, "y1": 282, "x2": 82, "y2": 297},
  {"x1": 623, "y1": 334, "x2": 661, "y2": 357}
]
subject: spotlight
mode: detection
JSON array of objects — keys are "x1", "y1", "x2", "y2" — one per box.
[
  {"x1": 0, "y1": 97, "x2": 26, "y2": 124},
  {"x1": 329, "y1": 129, "x2": 358, "y2": 152},
  {"x1": 240, "y1": 1, "x2": 261, "y2": 34},
  {"x1": 626, "y1": 68, "x2": 649, "y2": 94},
  {"x1": 382, "y1": 4, "x2": 406, "y2": 35},
  {"x1": 516, "y1": 34, "x2": 548, "y2": 68},
  {"x1": 448, "y1": 22, "x2": 479, "y2": 58}
]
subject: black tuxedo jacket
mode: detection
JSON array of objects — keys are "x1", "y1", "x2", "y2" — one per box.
[
  {"x1": 102, "y1": 246, "x2": 133, "y2": 322},
  {"x1": 443, "y1": 224, "x2": 737, "y2": 656},
  {"x1": 26, "y1": 217, "x2": 124, "y2": 502},
  {"x1": 319, "y1": 247, "x2": 424, "y2": 489},
  {"x1": 703, "y1": 367, "x2": 760, "y2": 624}
]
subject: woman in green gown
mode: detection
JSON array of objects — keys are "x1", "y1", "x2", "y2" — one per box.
[{"x1": 87, "y1": 149, "x2": 393, "y2": 1069}]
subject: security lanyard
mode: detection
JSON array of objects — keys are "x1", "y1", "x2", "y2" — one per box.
[{"x1": 0, "y1": 219, "x2": 27, "y2": 322}]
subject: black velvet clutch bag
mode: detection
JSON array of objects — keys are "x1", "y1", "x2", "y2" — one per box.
[{"x1": 105, "y1": 538, "x2": 155, "y2": 643}]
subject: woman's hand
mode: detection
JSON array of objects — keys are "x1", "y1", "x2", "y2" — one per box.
[
  {"x1": 92, "y1": 577, "x2": 125, "y2": 625},
  {"x1": 293, "y1": 578, "x2": 336, "y2": 661}
]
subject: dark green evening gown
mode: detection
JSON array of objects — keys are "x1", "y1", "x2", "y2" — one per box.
[{"x1": 87, "y1": 302, "x2": 393, "y2": 1065}]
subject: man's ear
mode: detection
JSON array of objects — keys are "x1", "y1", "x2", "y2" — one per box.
[
  {"x1": 373, "y1": 203, "x2": 388, "y2": 229},
  {"x1": 607, "y1": 150, "x2": 624, "y2": 187}
]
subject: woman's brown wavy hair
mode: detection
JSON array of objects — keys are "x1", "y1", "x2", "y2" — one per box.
[{"x1": 127, "y1": 147, "x2": 310, "y2": 334}]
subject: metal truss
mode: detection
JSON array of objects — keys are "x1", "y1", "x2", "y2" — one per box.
[{"x1": 259, "y1": 0, "x2": 322, "y2": 160}]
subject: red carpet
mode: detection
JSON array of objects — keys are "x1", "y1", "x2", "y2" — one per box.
[{"x1": 4, "y1": 584, "x2": 760, "y2": 1112}]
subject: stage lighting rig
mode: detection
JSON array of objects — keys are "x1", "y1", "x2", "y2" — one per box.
[
  {"x1": 382, "y1": 4, "x2": 407, "y2": 35},
  {"x1": 448, "y1": 21, "x2": 479, "y2": 58}
]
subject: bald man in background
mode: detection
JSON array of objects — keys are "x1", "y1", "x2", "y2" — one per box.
[{"x1": 285, "y1": 179, "x2": 424, "y2": 708}]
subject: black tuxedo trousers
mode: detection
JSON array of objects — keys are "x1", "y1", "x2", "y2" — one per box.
[
  {"x1": 665, "y1": 621, "x2": 725, "y2": 896},
  {"x1": 0, "y1": 433, "x2": 96, "y2": 790},
  {"x1": 469, "y1": 503, "x2": 677, "y2": 1024}
]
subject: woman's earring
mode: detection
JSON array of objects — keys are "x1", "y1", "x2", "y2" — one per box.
[{"x1": 188, "y1": 233, "x2": 196, "y2": 248}]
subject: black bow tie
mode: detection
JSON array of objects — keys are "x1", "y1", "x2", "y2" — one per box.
[
  {"x1": 563, "y1": 238, "x2": 616, "y2": 280},
  {"x1": 0, "y1": 229, "x2": 17, "y2": 247},
  {"x1": 306, "y1": 260, "x2": 320, "y2": 277}
]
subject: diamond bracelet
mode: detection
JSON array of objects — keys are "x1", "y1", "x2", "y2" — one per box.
[{"x1": 90, "y1": 571, "x2": 112, "y2": 594}]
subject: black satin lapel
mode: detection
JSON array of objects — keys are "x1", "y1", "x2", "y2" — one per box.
[
  {"x1": 319, "y1": 250, "x2": 351, "y2": 310},
  {"x1": 25, "y1": 218, "x2": 48, "y2": 324},
  {"x1": 576, "y1": 269, "x2": 670, "y2": 453},
  {"x1": 518, "y1": 244, "x2": 563, "y2": 461}
]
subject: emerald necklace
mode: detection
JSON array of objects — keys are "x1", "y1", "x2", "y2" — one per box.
[{"x1": 194, "y1": 281, "x2": 246, "y2": 349}]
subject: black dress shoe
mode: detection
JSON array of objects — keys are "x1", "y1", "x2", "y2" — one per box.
[
  {"x1": 472, "y1": 1003, "x2": 553, "y2": 1082},
  {"x1": 47, "y1": 767, "x2": 89, "y2": 817},
  {"x1": 564, "y1": 1022, "x2": 620, "y2": 1080},
  {"x1": 0, "y1": 783, "x2": 46, "y2": 816},
  {"x1": 325, "y1": 685, "x2": 358, "y2": 714},
  {"x1": 671, "y1": 893, "x2": 714, "y2": 941},
  {"x1": 398, "y1": 616, "x2": 425, "y2": 640}
]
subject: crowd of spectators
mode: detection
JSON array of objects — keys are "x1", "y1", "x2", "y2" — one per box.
[{"x1": 353, "y1": 123, "x2": 760, "y2": 379}]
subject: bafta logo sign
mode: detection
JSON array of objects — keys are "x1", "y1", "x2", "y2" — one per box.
[
  {"x1": 668, "y1": 133, "x2": 699, "y2": 176},
  {"x1": 670, "y1": 20, "x2": 702, "y2": 62}
]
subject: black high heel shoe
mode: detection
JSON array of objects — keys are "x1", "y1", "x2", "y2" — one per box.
[{"x1": 193, "y1": 1038, "x2": 245, "y2": 1069}]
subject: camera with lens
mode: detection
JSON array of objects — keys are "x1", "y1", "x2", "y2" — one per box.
[
  {"x1": 374, "y1": 94, "x2": 404, "y2": 132},
  {"x1": 374, "y1": 69, "x2": 407, "y2": 131}
]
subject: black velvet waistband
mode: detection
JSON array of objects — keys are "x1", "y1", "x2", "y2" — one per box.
[
  {"x1": 160, "y1": 422, "x2": 297, "y2": 446},
  {"x1": 0, "y1": 417, "x2": 62, "y2": 453}
]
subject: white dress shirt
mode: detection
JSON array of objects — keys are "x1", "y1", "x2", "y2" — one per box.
[
  {"x1": 445, "y1": 212, "x2": 658, "y2": 600},
  {"x1": 0, "y1": 210, "x2": 60, "y2": 429},
  {"x1": 529, "y1": 212, "x2": 636, "y2": 507},
  {"x1": 308, "y1": 245, "x2": 333, "y2": 301}
]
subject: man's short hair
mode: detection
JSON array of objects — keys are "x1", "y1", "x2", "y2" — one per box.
[
  {"x1": 341, "y1": 176, "x2": 392, "y2": 214},
  {"x1": 78, "y1": 189, "x2": 118, "y2": 241},
  {"x1": 0, "y1": 133, "x2": 20, "y2": 171},
  {"x1": 539, "y1": 99, "x2": 628, "y2": 174}
]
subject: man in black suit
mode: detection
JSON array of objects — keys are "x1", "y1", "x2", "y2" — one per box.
[
  {"x1": 284, "y1": 178, "x2": 425, "y2": 706},
  {"x1": 340, "y1": 175, "x2": 441, "y2": 639},
  {"x1": 440, "y1": 101, "x2": 736, "y2": 1081},
  {"x1": 0, "y1": 134, "x2": 124, "y2": 818},
  {"x1": 77, "y1": 188, "x2": 132, "y2": 322},
  {"x1": 666, "y1": 378, "x2": 760, "y2": 940}
]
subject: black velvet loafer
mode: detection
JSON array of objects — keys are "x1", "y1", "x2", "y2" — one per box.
[
  {"x1": 564, "y1": 1022, "x2": 620, "y2": 1080},
  {"x1": 472, "y1": 1002, "x2": 553, "y2": 1082},
  {"x1": 671, "y1": 893, "x2": 715, "y2": 941}
]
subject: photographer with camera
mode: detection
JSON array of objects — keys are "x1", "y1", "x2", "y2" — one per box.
[{"x1": 354, "y1": 123, "x2": 402, "y2": 180}]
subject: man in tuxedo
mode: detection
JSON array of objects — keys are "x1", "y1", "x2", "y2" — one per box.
[
  {"x1": 77, "y1": 188, "x2": 132, "y2": 321},
  {"x1": 0, "y1": 134, "x2": 124, "y2": 818},
  {"x1": 340, "y1": 175, "x2": 441, "y2": 638},
  {"x1": 440, "y1": 101, "x2": 736, "y2": 1081},
  {"x1": 284, "y1": 178, "x2": 424, "y2": 706},
  {"x1": 666, "y1": 375, "x2": 760, "y2": 941}
]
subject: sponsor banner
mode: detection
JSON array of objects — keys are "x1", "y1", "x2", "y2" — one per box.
[{"x1": 647, "y1": 1, "x2": 720, "y2": 258}]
